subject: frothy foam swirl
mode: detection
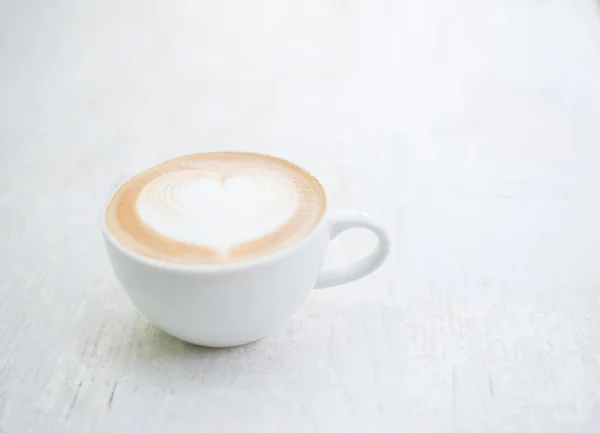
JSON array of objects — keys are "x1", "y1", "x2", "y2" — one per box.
[
  {"x1": 137, "y1": 170, "x2": 299, "y2": 253},
  {"x1": 104, "y1": 152, "x2": 326, "y2": 264}
]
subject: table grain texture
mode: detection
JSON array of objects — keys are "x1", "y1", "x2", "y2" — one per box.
[{"x1": 2, "y1": 0, "x2": 600, "y2": 432}]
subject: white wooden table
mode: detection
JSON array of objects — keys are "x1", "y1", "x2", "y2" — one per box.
[{"x1": 2, "y1": 0, "x2": 600, "y2": 432}]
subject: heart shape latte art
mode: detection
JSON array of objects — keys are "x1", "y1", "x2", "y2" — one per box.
[{"x1": 136, "y1": 170, "x2": 299, "y2": 253}]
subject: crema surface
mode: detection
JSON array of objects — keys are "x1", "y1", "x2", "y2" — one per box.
[{"x1": 105, "y1": 152, "x2": 326, "y2": 264}]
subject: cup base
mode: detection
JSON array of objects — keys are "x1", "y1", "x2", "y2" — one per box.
[{"x1": 155, "y1": 323, "x2": 268, "y2": 348}]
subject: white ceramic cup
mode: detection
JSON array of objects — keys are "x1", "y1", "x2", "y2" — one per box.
[{"x1": 103, "y1": 172, "x2": 391, "y2": 347}]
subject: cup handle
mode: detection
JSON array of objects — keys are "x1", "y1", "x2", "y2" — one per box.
[{"x1": 315, "y1": 210, "x2": 391, "y2": 289}]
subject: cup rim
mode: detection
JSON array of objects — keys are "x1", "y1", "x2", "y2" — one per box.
[{"x1": 101, "y1": 151, "x2": 329, "y2": 274}]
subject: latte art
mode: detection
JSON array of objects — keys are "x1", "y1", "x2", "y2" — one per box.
[
  {"x1": 105, "y1": 153, "x2": 326, "y2": 264},
  {"x1": 137, "y1": 171, "x2": 299, "y2": 252}
]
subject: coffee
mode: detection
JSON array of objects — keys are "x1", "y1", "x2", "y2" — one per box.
[{"x1": 105, "y1": 152, "x2": 326, "y2": 264}]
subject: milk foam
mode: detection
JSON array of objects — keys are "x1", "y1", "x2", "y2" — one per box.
[
  {"x1": 136, "y1": 170, "x2": 299, "y2": 253},
  {"x1": 105, "y1": 152, "x2": 326, "y2": 264}
]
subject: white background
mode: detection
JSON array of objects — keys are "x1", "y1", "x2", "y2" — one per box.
[{"x1": 1, "y1": 0, "x2": 600, "y2": 432}]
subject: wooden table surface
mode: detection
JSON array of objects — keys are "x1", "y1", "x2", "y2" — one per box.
[{"x1": 2, "y1": 0, "x2": 600, "y2": 432}]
